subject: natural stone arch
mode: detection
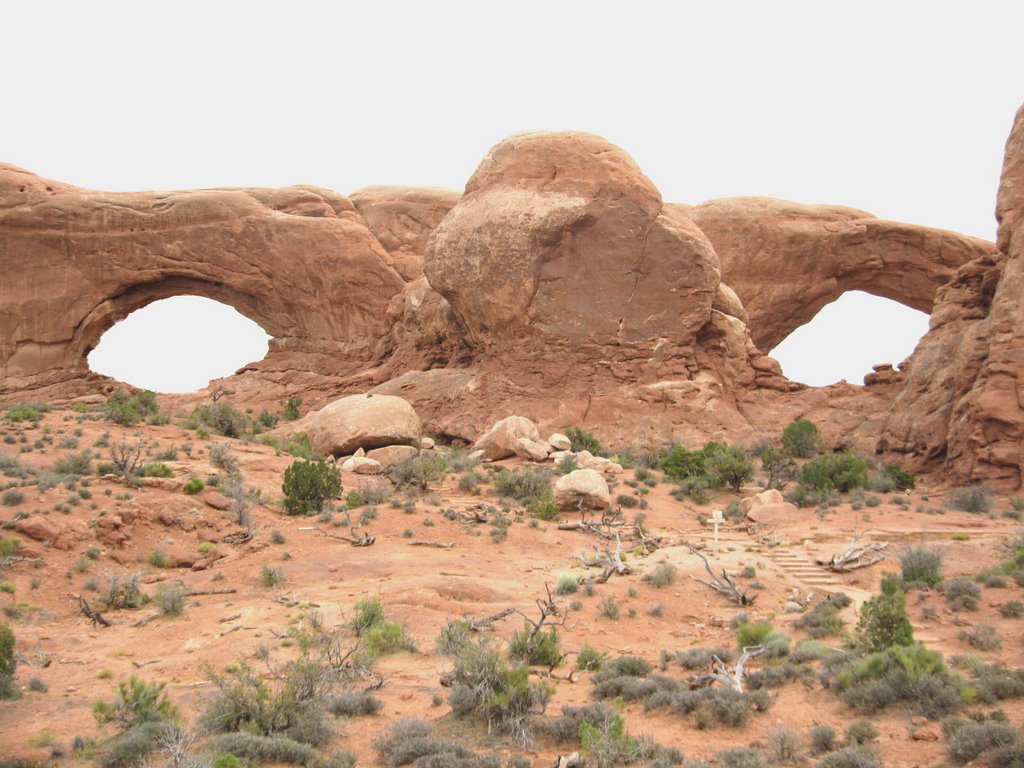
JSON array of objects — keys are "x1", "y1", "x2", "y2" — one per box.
[
  {"x1": 686, "y1": 197, "x2": 998, "y2": 351},
  {"x1": 0, "y1": 165, "x2": 405, "y2": 397}
]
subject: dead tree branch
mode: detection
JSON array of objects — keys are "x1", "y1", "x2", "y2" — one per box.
[
  {"x1": 74, "y1": 595, "x2": 111, "y2": 627},
  {"x1": 577, "y1": 532, "x2": 633, "y2": 583},
  {"x1": 685, "y1": 543, "x2": 757, "y2": 606},
  {"x1": 690, "y1": 645, "x2": 765, "y2": 692},
  {"x1": 407, "y1": 541, "x2": 455, "y2": 549},
  {"x1": 816, "y1": 537, "x2": 889, "y2": 572}
]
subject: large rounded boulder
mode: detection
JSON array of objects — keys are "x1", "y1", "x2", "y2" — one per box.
[
  {"x1": 308, "y1": 394, "x2": 422, "y2": 456},
  {"x1": 554, "y1": 468, "x2": 611, "y2": 511},
  {"x1": 424, "y1": 132, "x2": 720, "y2": 348}
]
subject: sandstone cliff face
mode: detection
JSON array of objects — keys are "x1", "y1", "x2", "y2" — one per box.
[
  {"x1": 689, "y1": 197, "x2": 996, "y2": 351},
  {"x1": 881, "y1": 105, "x2": 1024, "y2": 486},
  {"x1": 349, "y1": 186, "x2": 460, "y2": 282},
  {"x1": 0, "y1": 168, "x2": 405, "y2": 398}
]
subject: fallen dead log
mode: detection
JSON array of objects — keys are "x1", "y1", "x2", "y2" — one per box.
[
  {"x1": 185, "y1": 587, "x2": 237, "y2": 597},
  {"x1": 816, "y1": 537, "x2": 888, "y2": 572},
  {"x1": 406, "y1": 541, "x2": 455, "y2": 549},
  {"x1": 74, "y1": 595, "x2": 111, "y2": 627},
  {"x1": 309, "y1": 525, "x2": 375, "y2": 547},
  {"x1": 684, "y1": 544, "x2": 757, "y2": 606},
  {"x1": 689, "y1": 645, "x2": 765, "y2": 693}
]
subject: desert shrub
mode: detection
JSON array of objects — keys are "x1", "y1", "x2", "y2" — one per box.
[
  {"x1": 282, "y1": 458, "x2": 341, "y2": 516},
  {"x1": 566, "y1": 427, "x2": 604, "y2": 455},
  {"x1": 54, "y1": 450, "x2": 94, "y2": 476},
  {"x1": 103, "y1": 390, "x2": 158, "y2": 426},
  {"x1": 900, "y1": 547, "x2": 943, "y2": 586},
  {"x1": 387, "y1": 452, "x2": 448, "y2": 492},
  {"x1": 363, "y1": 621, "x2": 415, "y2": 656},
  {"x1": 576, "y1": 644, "x2": 605, "y2": 672},
  {"x1": 706, "y1": 444, "x2": 755, "y2": 493},
  {"x1": 746, "y1": 662, "x2": 807, "y2": 690},
  {"x1": 765, "y1": 725, "x2": 803, "y2": 763},
  {"x1": 944, "y1": 577, "x2": 980, "y2": 612},
  {"x1": 0, "y1": 624, "x2": 15, "y2": 699},
  {"x1": 154, "y1": 585, "x2": 186, "y2": 616},
  {"x1": 659, "y1": 445, "x2": 707, "y2": 480},
  {"x1": 93, "y1": 677, "x2": 178, "y2": 730},
  {"x1": 791, "y1": 639, "x2": 835, "y2": 664},
  {"x1": 436, "y1": 619, "x2": 472, "y2": 657},
  {"x1": 527, "y1": 492, "x2": 560, "y2": 520},
  {"x1": 674, "y1": 647, "x2": 733, "y2": 669},
  {"x1": 969, "y1": 663, "x2": 1024, "y2": 703},
  {"x1": 510, "y1": 624, "x2": 562, "y2": 667},
  {"x1": 207, "y1": 732, "x2": 319, "y2": 766},
  {"x1": 1, "y1": 489, "x2": 23, "y2": 507},
  {"x1": 947, "y1": 720, "x2": 1019, "y2": 765},
  {"x1": 794, "y1": 593, "x2": 851, "y2": 639},
  {"x1": 349, "y1": 595, "x2": 385, "y2": 635},
  {"x1": 736, "y1": 620, "x2": 773, "y2": 648},
  {"x1": 809, "y1": 724, "x2": 838, "y2": 755},
  {"x1": 597, "y1": 655, "x2": 652, "y2": 679},
  {"x1": 446, "y1": 641, "x2": 551, "y2": 745},
  {"x1": 555, "y1": 574, "x2": 579, "y2": 596},
  {"x1": 998, "y1": 600, "x2": 1023, "y2": 618},
  {"x1": 599, "y1": 595, "x2": 620, "y2": 620},
  {"x1": 325, "y1": 689, "x2": 381, "y2": 717},
  {"x1": 141, "y1": 462, "x2": 173, "y2": 478},
  {"x1": 988, "y1": 744, "x2": 1024, "y2": 768},
  {"x1": 535, "y1": 702, "x2": 615, "y2": 742},
  {"x1": 492, "y1": 466, "x2": 552, "y2": 503},
  {"x1": 201, "y1": 657, "x2": 335, "y2": 746},
  {"x1": 183, "y1": 477, "x2": 204, "y2": 494},
  {"x1": 948, "y1": 484, "x2": 993, "y2": 514},
  {"x1": 100, "y1": 721, "x2": 179, "y2": 768},
  {"x1": 855, "y1": 579, "x2": 914, "y2": 652},
  {"x1": 716, "y1": 747, "x2": 769, "y2": 768},
  {"x1": 189, "y1": 401, "x2": 252, "y2": 438},
  {"x1": 782, "y1": 418, "x2": 820, "y2": 458},
  {"x1": 101, "y1": 573, "x2": 145, "y2": 610},
  {"x1": 829, "y1": 644, "x2": 960, "y2": 718},
  {"x1": 372, "y1": 717, "x2": 497, "y2": 768},
  {"x1": 786, "y1": 484, "x2": 841, "y2": 509},
  {"x1": 579, "y1": 710, "x2": 658, "y2": 767},
  {"x1": 261, "y1": 564, "x2": 283, "y2": 588},
  {"x1": 798, "y1": 453, "x2": 870, "y2": 493},
  {"x1": 880, "y1": 463, "x2": 915, "y2": 491},
  {"x1": 616, "y1": 493, "x2": 639, "y2": 508},
  {"x1": 644, "y1": 562, "x2": 678, "y2": 588},
  {"x1": 813, "y1": 747, "x2": 881, "y2": 768},
  {"x1": 844, "y1": 720, "x2": 878, "y2": 746},
  {"x1": 958, "y1": 623, "x2": 1002, "y2": 651},
  {"x1": 147, "y1": 548, "x2": 171, "y2": 568}
]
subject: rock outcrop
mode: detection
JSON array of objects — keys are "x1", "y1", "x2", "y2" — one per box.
[
  {"x1": 553, "y1": 468, "x2": 611, "y2": 510},
  {"x1": 0, "y1": 164, "x2": 405, "y2": 399},
  {"x1": 350, "y1": 186, "x2": 460, "y2": 282},
  {"x1": 881, "y1": 105, "x2": 1024, "y2": 486},
  {"x1": 424, "y1": 133, "x2": 721, "y2": 351},
  {"x1": 307, "y1": 393, "x2": 421, "y2": 457},
  {"x1": 689, "y1": 198, "x2": 997, "y2": 351}
]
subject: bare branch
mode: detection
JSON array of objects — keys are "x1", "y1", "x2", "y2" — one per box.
[
  {"x1": 685, "y1": 543, "x2": 757, "y2": 606},
  {"x1": 816, "y1": 536, "x2": 889, "y2": 572}
]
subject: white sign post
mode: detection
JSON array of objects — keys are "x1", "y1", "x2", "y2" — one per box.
[{"x1": 710, "y1": 508, "x2": 724, "y2": 543}]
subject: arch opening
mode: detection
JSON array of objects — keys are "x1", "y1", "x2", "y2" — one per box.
[
  {"x1": 768, "y1": 291, "x2": 929, "y2": 387},
  {"x1": 87, "y1": 296, "x2": 272, "y2": 393}
]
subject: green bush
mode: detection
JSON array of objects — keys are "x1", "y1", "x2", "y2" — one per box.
[
  {"x1": 93, "y1": 677, "x2": 178, "y2": 730},
  {"x1": 101, "y1": 721, "x2": 178, "y2": 768},
  {"x1": 527, "y1": 492, "x2": 560, "y2": 520},
  {"x1": 510, "y1": 624, "x2": 562, "y2": 666},
  {"x1": 207, "y1": 732, "x2": 319, "y2": 766},
  {"x1": 183, "y1": 477, "x2": 204, "y2": 495},
  {"x1": 142, "y1": 462, "x2": 173, "y2": 478},
  {"x1": 706, "y1": 444, "x2": 755, "y2": 493},
  {"x1": 659, "y1": 444, "x2": 708, "y2": 480},
  {"x1": 188, "y1": 401, "x2": 252, "y2": 438},
  {"x1": 814, "y1": 747, "x2": 881, "y2": 768},
  {"x1": 782, "y1": 418, "x2": 820, "y2": 458},
  {"x1": 736, "y1": 621, "x2": 774, "y2": 648},
  {"x1": 154, "y1": 586, "x2": 185, "y2": 616},
  {"x1": 793, "y1": 593, "x2": 850, "y2": 639},
  {"x1": 282, "y1": 458, "x2": 342, "y2": 516},
  {"x1": 54, "y1": 449, "x2": 94, "y2": 476},
  {"x1": 798, "y1": 453, "x2": 870, "y2": 493},
  {"x1": 555, "y1": 574, "x2": 579, "y2": 596},
  {"x1": 944, "y1": 577, "x2": 980, "y2": 612},
  {"x1": 325, "y1": 689, "x2": 381, "y2": 717},
  {"x1": 576, "y1": 644, "x2": 605, "y2": 672},
  {"x1": 881, "y1": 463, "x2": 915, "y2": 491},
  {"x1": 103, "y1": 390, "x2": 158, "y2": 426},
  {"x1": 0, "y1": 624, "x2": 16, "y2": 699},
  {"x1": 855, "y1": 579, "x2": 914, "y2": 652},
  {"x1": 281, "y1": 397, "x2": 302, "y2": 421},
  {"x1": 566, "y1": 427, "x2": 604, "y2": 455},
  {"x1": 446, "y1": 641, "x2": 551, "y2": 745},
  {"x1": 809, "y1": 724, "x2": 838, "y2": 755},
  {"x1": 492, "y1": 466, "x2": 552, "y2": 503},
  {"x1": 844, "y1": 720, "x2": 879, "y2": 746},
  {"x1": 364, "y1": 621, "x2": 415, "y2": 657}
]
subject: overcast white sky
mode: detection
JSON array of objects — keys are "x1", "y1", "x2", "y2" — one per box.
[{"x1": 4, "y1": 2, "x2": 1021, "y2": 391}]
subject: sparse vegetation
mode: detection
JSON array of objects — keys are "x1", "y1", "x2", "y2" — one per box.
[
  {"x1": 948, "y1": 484, "x2": 994, "y2": 514},
  {"x1": 282, "y1": 458, "x2": 342, "y2": 516},
  {"x1": 782, "y1": 418, "x2": 820, "y2": 458},
  {"x1": 900, "y1": 546, "x2": 943, "y2": 586}
]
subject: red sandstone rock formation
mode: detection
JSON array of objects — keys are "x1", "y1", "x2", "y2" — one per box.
[
  {"x1": 0, "y1": 164, "x2": 404, "y2": 399},
  {"x1": 689, "y1": 197, "x2": 996, "y2": 351}
]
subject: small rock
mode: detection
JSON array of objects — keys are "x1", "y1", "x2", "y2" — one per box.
[
  {"x1": 203, "y1": 490, "x2": 232, "y2": 511},
  {"x1": 911, "y1": 725, "x2": 941, "y2": 742},
  {"x1": 366, "y1": 445, "x2": 418, "y2": 468},
  {"x1": 548, "y1": 433, "x2": 572, "y2": 451},
  {"x1": 420, "y1": 437, "x2": 435, "y2": 450}
]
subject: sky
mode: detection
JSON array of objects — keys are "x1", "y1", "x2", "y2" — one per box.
[{"x1": 3, "y1": 2, "x2": 1021, "y2": 391}]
